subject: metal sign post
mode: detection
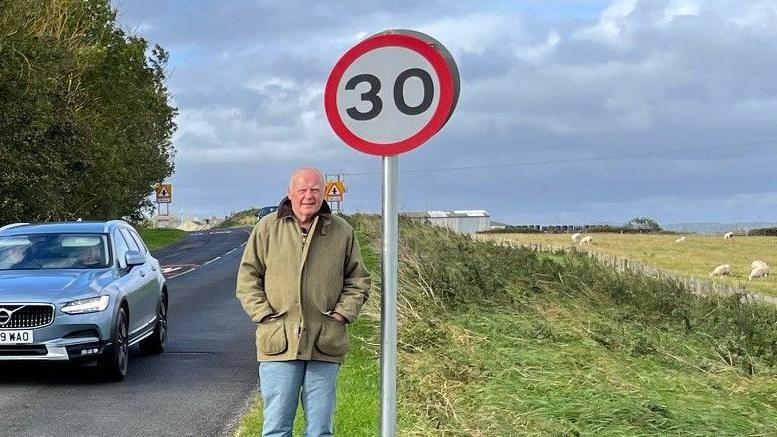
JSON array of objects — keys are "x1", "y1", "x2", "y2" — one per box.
[
  {"x1": 380, "y1": 155, "x2": 399, "y2": 436},
  {"x1": 324, "y1": 29, "x2": 459, "y2": 436}
]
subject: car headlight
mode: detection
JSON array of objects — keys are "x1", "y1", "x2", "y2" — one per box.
[{"x1": 62, "y1": 296, "x2": 110, "y2": 314}]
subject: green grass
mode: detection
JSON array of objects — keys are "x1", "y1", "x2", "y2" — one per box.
[
  {"x1": 489, "y1": 232, "x2": 777, "y2": 297},
  {"x1": 217, "y1": 208, "x2": 259, "y2": 228},
  {"x1": 389, "y1": 218, "x2": 777, "y2": 434},
  {"x1": 136, "y1": 228, "x2": 187, "y2": 251},
  {"x1": 236, "y1": 216, "x2": 777, "y2": 435}
]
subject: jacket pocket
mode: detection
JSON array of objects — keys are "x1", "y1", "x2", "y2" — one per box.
[
  {"x1": 315, "y1": 316, "x2": 348, "y2": 357},
  {"x1": 257, "y1": 312, "x2": 288, "y2": 356}
]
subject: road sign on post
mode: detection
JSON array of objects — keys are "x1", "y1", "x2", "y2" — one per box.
[
  {"x1": 325, "y1": 180, "x2": 346, "y2": 203},
  {"x1": 155, "y1": 183, "x2": 173, "y2": 203},
  {"x1": 325, "y1": 29, "x2": 459, "y2": 437}
]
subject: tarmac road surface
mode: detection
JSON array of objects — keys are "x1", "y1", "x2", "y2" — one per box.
[{"x1": 0, "y1": 227, "x2": 259, "y2": 437}]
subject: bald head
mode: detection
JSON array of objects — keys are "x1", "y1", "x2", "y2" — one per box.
[
  {"x1": 288, "y1": 167, "x2": 324, "y2": 191},
  {"x1": 287, "y1": 167, "x2": 325, "y2": 226}
]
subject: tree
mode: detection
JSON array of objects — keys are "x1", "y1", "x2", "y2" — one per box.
[
  {"x1": 0, "y1": 0, "x2": 176, "y2": 224},
  {"x1": 625, "y1": 217, "x2": 662, "y2": 232}
]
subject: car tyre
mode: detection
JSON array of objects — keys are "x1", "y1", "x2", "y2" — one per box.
[
  {"x1": 98, "y1": 306, "x2": 129, "y2": 381},
  {"x1": 140, "y1": 293, "x2": 167, "y2": 355}
]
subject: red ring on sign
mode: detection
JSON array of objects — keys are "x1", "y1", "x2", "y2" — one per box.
[{"x1": 324, "y1": 33, "x2": 455, "y2": 156}]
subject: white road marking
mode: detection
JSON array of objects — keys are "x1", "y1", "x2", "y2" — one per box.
[
  {"x1": 203, "y1": 256, "x2": 222, "y2": 266},
  {"x1": 165, "y1": 238, "x2": 248, "y2": 281},
  {"x1": 168, "y1": 267, "x2": 197, "y2": 280}
]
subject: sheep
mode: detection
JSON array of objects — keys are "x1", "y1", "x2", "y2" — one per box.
[
  {"x1": 709, "y1": 264, "x2": 730, "y2": 277},
  {"x1": 723, "y1": 232, "x2": 733, "y2": 239},
  {"x1": 579, "y1": 235, "x2": 593, "y2": 245},
  {"x1": 752, "y1": 260, "x2": 769, "y2": 270},
  {"x1": 571, "y1": 232, "x2": 581, "y2": 242},
  {"x1": 749, "y1": 265, "x2": 770, "y2": 280},
  {"x1": 674, "y1": 236, "x2": 686, "y2": 243}
]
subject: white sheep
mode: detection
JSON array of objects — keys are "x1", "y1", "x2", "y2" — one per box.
[
  {"x1": 749, "y1": 265, "x2": 770, "y2": 280},
  {"x1": 709, "y1": 264, "x2": 731, "y2": 277},
  {"x1": 579, "y1": 235, "x2": 593, "y2": 245},
  {"x1": 571, "y1": 232, "x2": 581, "y2": 242},
  {"x1": 674, "y1": 236, "x2": 686, "y2": 243},
  {"x1": 752, "y1": 260, "x2": 769, "y2": 270},
  {"x1": 723, "y1": 232, "x2": 733, "y2": 239}
]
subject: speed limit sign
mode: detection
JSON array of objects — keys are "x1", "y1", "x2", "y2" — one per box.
[
  {"x1": 325, "y1": 30, "x2": 459, "y2": 437},
  {"x1": 325, "y1": 30, "x2": 460, "y2": 156}
]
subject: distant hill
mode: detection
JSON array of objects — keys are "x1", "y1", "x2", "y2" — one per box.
[{"x1": 664, "y1": 222, "x2": 777, "y2": 234}]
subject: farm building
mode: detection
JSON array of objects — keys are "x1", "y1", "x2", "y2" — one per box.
[{"x1": 404, "y1": 210, "x2": 491, "y2": 234}]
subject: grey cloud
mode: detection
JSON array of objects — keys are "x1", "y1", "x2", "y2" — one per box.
[{"x1": 115, "y1": 0, "x2": 777, "y2": 224}]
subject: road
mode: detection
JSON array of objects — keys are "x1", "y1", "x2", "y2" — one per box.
[{"x1": 0, "y1": 228, "x2": 258, "y2": 437}]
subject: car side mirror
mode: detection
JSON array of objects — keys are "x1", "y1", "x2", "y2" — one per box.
[{"x1": 125, "y1": 250, "x2": 145, "y2": 268}]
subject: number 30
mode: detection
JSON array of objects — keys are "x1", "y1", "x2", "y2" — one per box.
[{"x1": 345, "y1": 68, "x2": 434, "y2": 121}]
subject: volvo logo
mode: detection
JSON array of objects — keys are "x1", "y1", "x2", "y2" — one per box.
[{"x1": 0, "y1": 309, "x2": 11, "y2": 326}]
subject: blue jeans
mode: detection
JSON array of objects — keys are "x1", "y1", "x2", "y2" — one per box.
[{"x1": 259, "y1": 360, "x2": 340, "y2": 437}]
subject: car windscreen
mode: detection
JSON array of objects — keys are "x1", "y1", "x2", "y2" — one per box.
[{"x1": 0, "y1": 233, "x2": 111, "y2": 270}]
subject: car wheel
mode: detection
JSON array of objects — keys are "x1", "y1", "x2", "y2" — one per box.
[
  {"x1": 98, "y1": 306, "x2": 129, "y2": 381},
  {"x1": 140, "y1": 293, "x2": 167, "y2": 355}
]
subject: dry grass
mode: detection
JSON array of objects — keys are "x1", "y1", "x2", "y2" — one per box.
[{"x1": 488, "y1": 232, "x2": 777, "y2": 296}]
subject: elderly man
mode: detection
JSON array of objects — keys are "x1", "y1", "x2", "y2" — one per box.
[{"x1": 236, "y1": 167, "x2": 371, "y2": 437}]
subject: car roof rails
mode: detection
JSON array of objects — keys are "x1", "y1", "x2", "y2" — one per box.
[{"x1": 0, "y1": 223, "x2": 30, "y2": 232}]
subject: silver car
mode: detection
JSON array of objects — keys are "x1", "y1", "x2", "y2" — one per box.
[{"x1": 0, "y1": 220, "x2": 168, "y2": 380}]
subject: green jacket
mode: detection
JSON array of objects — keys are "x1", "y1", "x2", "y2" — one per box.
[{"x1": 236, "y1": 198, "x2": 371, "y2": 363}]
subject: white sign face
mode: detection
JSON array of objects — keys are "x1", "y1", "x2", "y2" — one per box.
[
  {"x1": 325, "y1": 31, "x2": 458, "y2": 156},
  {"x1": 335, "y1": 46, "x2": 441, "y2": 144}
]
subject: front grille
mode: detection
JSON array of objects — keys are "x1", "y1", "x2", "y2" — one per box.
[
  {"x1": 0, "y1": 304, "x2": 55, "y2": 329},
  {"x1": 0, "y1": 345, "x2": 48, "y2": 356}
]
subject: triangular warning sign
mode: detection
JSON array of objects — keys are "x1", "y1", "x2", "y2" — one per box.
[
  {"x1": 327, "y1": 185, "x2": 340, "y2": 197},
  {"x1": 160, "y1": 187, "x2": 168, "y2": 197}
]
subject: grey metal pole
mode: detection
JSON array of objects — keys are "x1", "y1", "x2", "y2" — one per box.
[{"x1": 380, "y1": 155, "x2": 399, "y2": 437}]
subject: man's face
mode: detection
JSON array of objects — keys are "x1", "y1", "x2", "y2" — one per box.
[{"x1": 288, "y1": 170, "x2": 324, "y2": 220}]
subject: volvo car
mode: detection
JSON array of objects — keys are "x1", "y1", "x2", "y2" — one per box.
[{"x1": 0, "y1": 221, "x2": 168, "y2": 380}]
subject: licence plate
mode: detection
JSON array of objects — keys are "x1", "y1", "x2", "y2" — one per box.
[{"x1": 0, "y1": 330, "x2": 33, "y2": 344}]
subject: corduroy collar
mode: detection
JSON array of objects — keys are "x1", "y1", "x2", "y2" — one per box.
[{"x1": 277, "y1": 196, "x2": 332, "y2": 221}]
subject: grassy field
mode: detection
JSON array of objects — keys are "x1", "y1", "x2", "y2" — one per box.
[
  {"x1": 136, "y1": 228, "x2": 187, "y2": 251},
  {"x1": 487, "y1": 232, "x2": 776, "y2": 297},
  {"x1": 236, "y1": 217, "x2": 777, "y2": 435}
]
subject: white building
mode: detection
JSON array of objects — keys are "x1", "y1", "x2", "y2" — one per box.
[{"x1": 404, "y1": 210, "x2": 491, "y2": 234}]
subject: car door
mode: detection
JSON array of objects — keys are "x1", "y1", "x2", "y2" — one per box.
[
  {"x1": 120, "y1": 228, "x2": 157, "y2": 333},
  {"x1": 112, "y1": 229, "x2": 146, "y2": 334}
]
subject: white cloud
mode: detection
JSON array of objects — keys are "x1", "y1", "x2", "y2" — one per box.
[
  {"x1": 517, "y1": 31, "x2": 561, "y2": 63},
  {"x1": 573, "y1": 0, "x2": 638, "y2": 48},
  {"x1": 661, "y1": 0, "x2": 700, "y2": 25},
  {"x1": 418, "y1": 14, "x2": 523, "y2": 55}
]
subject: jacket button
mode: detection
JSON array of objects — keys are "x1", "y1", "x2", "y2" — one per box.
[{"x1": 297, "y1": 351, "x2": 302, "y2": 355}]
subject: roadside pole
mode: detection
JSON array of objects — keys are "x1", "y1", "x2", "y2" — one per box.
[
  {"x1": 380, "y1": 155, "x2": 399, "y2": 436},
  {"x1": 324, "y1": 29, "x2": 459, "y2": 435}
]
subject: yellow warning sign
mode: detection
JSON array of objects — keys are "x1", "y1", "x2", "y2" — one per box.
[
  {"x1": 325, "y1": 181, "x2": 346, "y2": 202},
  {"x1": 155, "y1": 183, "x2": 173, "y2": 203}
]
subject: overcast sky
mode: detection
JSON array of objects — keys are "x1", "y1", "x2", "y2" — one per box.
[{"x1": 114, "y1": 0, "x2": 777, "y2": 225}]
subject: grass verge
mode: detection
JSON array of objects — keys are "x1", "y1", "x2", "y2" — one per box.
[
  {"x1": 237, "y1": 216, "x2": 777, "y2": 435},
  {"x1": 137, "y1": 227, "x2": 187, "y2": 251}
]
